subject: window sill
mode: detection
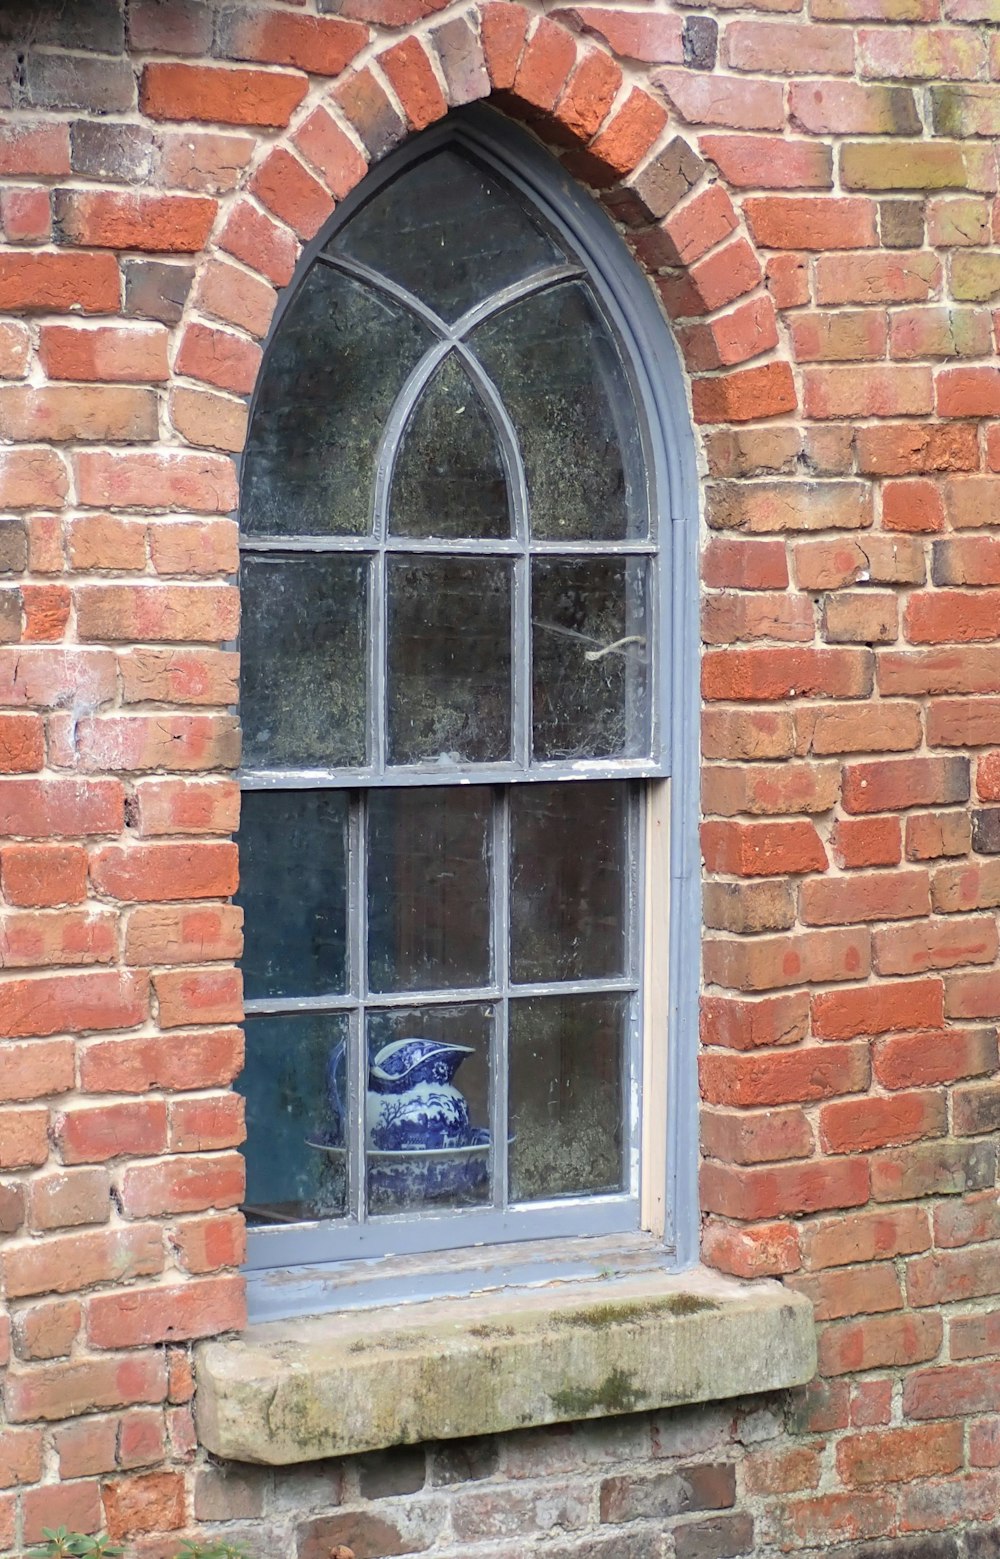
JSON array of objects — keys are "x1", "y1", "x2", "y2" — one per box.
[{"x1": 194, "y1": 1265, "x2": 816, "y2": 1465}]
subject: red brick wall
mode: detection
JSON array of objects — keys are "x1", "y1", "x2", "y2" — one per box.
[{"x1": 0, "y1": 0, "x2": 999, "y2": 1553}]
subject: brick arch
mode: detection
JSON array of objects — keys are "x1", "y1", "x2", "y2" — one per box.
[{"x1": 165, "y1": 0, "x2": 796, "y2": 461}]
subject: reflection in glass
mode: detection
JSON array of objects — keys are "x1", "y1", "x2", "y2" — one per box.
[
  {"x1": 532, "y1": 558, "x2": 649, "y2": 761},
  {"x1": 365, "y1": 1005, "x2": 492, "y2": 1213},
  {"x1": 368, "y1": 788, "x2": 491, "y2": 992},
  {"x1": 332, "y1": 150, "x2": 563, "y2": 323},
  {"x1": 471, "y1": 282, "x2": 647, "y2": 541},
  {"x1": 511, "y1": 783, "x2": 627, "y2": 983},
  {"x1": 387, "y1": 558, "x2": 512, "y2": 765},
  {"x1": 236, "y1": 790, "x2": 348, "y2": 1001},
  {"x1": 509, "y1": 994, "x2": 627, "y2": 1201},
  {"x1": 241, "y1": 554, "x2": 367, "y2": 769},
  {"x1": 240, "y1": 1012, "x2": 348, "y2": 1223},
  {"x1": 241, "y1": 266, "x2": 431, "y2": 537},
  {"x1": 391, "y1": 354, "x2": 510, "y2": 540}
]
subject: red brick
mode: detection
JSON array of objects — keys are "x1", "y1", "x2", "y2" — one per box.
[
  {"x1": 130, "y1": 777, "x2": 240, "y2": 837},
  {"x1": 795, "y1": 535, "x2": 925, "y2": 591},
  {"x1": 480, "y1": 0, "x2": 529, "y2": 88},
  {"x1": 703, "y1": 761, "x2": 841, "y2": 816},
  {"x1": 820, "y1": 1090, "x2": 946, "y2": 1153},
  {"x1": 843, "y1": 756, "x2": 969, "y2": 813},
  {"x1": 801, "y1": 869, "x2": 930, "y2": 926},
  {"x1": 813, "y1": 976, "x2": 945, "y2": 1040},
  {"x1": 553, "y1": 7, "x2": 683, "y2": 63},
  {"x1": 86, "y1": 1275, "x2": 246, "y2": 1349},
  {"x1": 124, "y1": 903, "x2": 242, "y2": 967},
  {"x1": 28, "y1": 1168, "x2": 112, "y2": 1232},
  {"x1": 667, "y1": 238, "x2": 762, "y2": 317},
  {"x1": 833, "y1": 817, "x2": 902, "y2": 869},
  {"x1": 0, "y1": 1425, "x2": 42, "y2": 1487},
  {"x1": 565, "y1": 88, "x2": 669, "y2": 189},
  {"x1": 219, "y1": 199, "x2": 299, "y2": 287},
  {"x1": 945, "y1": 967, "x2": 1000, "y2": 1019},
  {"x1": 0, "y1": 253, "x2": 120, "y2": 315},
  {"x1": 701, "y1": 991, "x2": 810, "y2": 1051},
  {"x1": 766, "y1": 252, "x2": 810, "y2": 309},
  {"x1": 103, "y1": 1470, "x2": 186, "y2": 1538},
  {"x1": 90, "y1": 841, "x2": 237, "y2": 903},
  {"x1": 907, "y1": 590, "x2": 1000, "y2": 643},
  {"x1": 1, "y1": 1225, "x2": 163, "y2": 1299},
  {"x1": 701, "y1": 708, "x2": 795, "y2": 762},
  {"x1": 39, "y1": 324, "x2": 169, "y2": 385},
  {"x1": 169, "y1": 1093, "x2": 245, "y2": 1152},
  {"x1": 55, "y1": 190, "x2": 216, "y2": 256},
  {"x1": 703, "y1": 538, "x2": 789, "y2": 591},
  {"x1": 882, "y1": 478, "x2": 945, "y2": 534},
  {"x1": 0, "y1": 969, "x2": 147, "y2": 1040},
  {"x1": 218, "y1": 8, "x2": 367, "y2": 74},
  {"x1": 701, "y1": 1042, "x2": 870, "y2": 1107},
  {"x1": 175, "y1": 321, "x2": 261, "y2": 396},
  {"x1": 701, "y1": 1157, "x2": 870, "y2": 1221},
  {"x1": 904, "y1": 1360, "x2": 1000, "y2": 1419},
  {"x1": 250, "y1": 147, "x2": 335, "y2": 241},
  {"x1": 908, "y1": 1244, "x2": 1000, "y2": 1308},
  {"x1": 693, "y1": 361, "x2": 797, "y2": 425},
  {"x1": 816, "y1": 251, "x2": 941, "y2": 305},
  {"x1": 803, "y1": 1206, "x2": 931, "y2": 1270},
  {"x1": 0, "y1": 777, "x2": 122, "y2": 839},
  {"x1": 874, "y1": 917, "x2": 999, "y2": 976},
  {"x1": 1, "y1": 842, "x2": 88, "y2": 907},
  {"x1": 0, "y1": 1038, "x2": 75, "y2": 1102},
  {"x1": 837, "y1": 1424, "x2": 963, "y2": 1487},
  {"x1": 149, "y1": 518, "x2": 238, "y2": 576},
  {"x1": 705, "y1": 927, "x2": 870, "y2": 992},
  {"x1": 821, "y1": 1312, "x2": 943, "y2": 1376},
  {"x1": 702, "y1": 134, "x2": 833, "y2": 190},
  {"x1": 980, "y1": 753, "x2": 1000, "y2": 800},
  {"x1": 79, "y1": 1028, "x2": 243, "y2": 1095},
  {"x1": 906, "y1": 810, "x2": 972, "y2": 859},
  {"x1": 932, "y1": 537, "x2": 1000, "y2": 587},
  {"x1": 789, "y1": 1263, "x2": 903, "y2": 1322},
  {"x1": 701, "y1": 1104, "x2": 813, "y2": 1164},
  {"x1": 117, "y1": 650, "x2": 239, "y2": 705},
  {"x1": 117, "y1": 1159, "x2": 244, "y2": 1216},
  {"x1": 170, "y1": 386, "x2": 249, "y2": 454},
  {"x1": 654, "y1": 69, "x2": 784, "y2": 131},
  {"x1": 703, "y1": 1219, "x2": 802, "y2": 1279},
  {"x1": 2, "y1": 186, "x2": 51, "y2": 243},
  {"x1": 703, "y1": 646, "x2": 873, "y2": 701},
  {"x1": 860, "y1": 26, "x2": 987, "y2": 79},
  {"x1": 153, "y1": 967, "x2": 242, "y2": 1028},
  {"x1": 701, "y1": 820, "x2": 827, "y2": 877},
  {"x1": 22, "y1": 1481, "x2": 102, "y2": 1545},
  {"x1": 75, "y1": 712, "x2": 240, "y2": 773},
  {"x1": 0, "y1": 1106, "x2": 49, "y2": 1168},
  {"x1": 708, "y1": 479, "x2": 872, "y2": 533},
  {"x1": 0, "y1": 713, "x2": 44, "y2": 773},
  {"x1": 805, "y1": 365, "x2": 932, "y2": 419},
  {"x1": 159, "y1": 130, "x2": 255, "y2": 194},
  {"x1": 141, "y1": 62, "x2": 308, "y2": 127},
  {"x1": 4, "y1": 1351, "x2": 168, "y2": 1422},
  {"x1": 379, "y1": 38, "x2": 448, "y2": 131},
  {"x1": 746, "y1": 197, "x2": 876, "y2": 251},
  {"x1": 76, "y1": 582, "x2": 238, "y2": 640},
  {"x1": 791, "y1": 309, "x2": 887, "y2": 362},
  {"x1": 171, "y1": 1210, "x2": 246, "y2": 1274},
  {"x1": 56, "y1": 1100, "x2": 167, "y2": 1165},
  {"x1": 74, "y1": 450, "x2": 237, "y2": 513}
]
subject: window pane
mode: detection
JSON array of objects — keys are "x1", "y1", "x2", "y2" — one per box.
[
  {"x1": 332, "y1": 150, "x2": 564, "y2": 323},
  {"x1": 390, "y1": 354, "x2": 510, "y2": 540},
  {"x1": 511, "y1": 782, "x2": 627, "y2": 983},
  {"x1": 241, "y1": 1011, "x2": 349, "y2": 1223},
  {"x1": 532, "y1": 557, "x2": 649, "y2": 761},
  {"x1": 241, "y1": 554, "x2": 368, "y2": 769},
  {"x1": 387, "y1": 558, "x2": 512, "y2": 765},
  {"x1": 509, "y1": 994, "x2": 627, "y2": 1202},
  {"x1": 368, "y1": 787, "x2": 492, "y2": 992},
  {"x1": 241, "y1": 266, "x2": 432, "y2": 537},
  {"x1": 366, "y1": 1005, "x2": 493, "y2": 1213},
  {"x1": 471, "y1": 282, "x2": 647, "y2": 541},
  {"x1": 236, "y1": 790, "x2": 348, "y2": 1000}
]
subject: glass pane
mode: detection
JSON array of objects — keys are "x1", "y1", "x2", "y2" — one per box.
[
  {"x1": 241, "y1": 266, "x2": 432, "y2": 537},
  {"x1": 387, "y1": 558, "x2": 512, "y2": 765},
  {"x1": 471, "y1": 282, "x2": 648, "y2": 541},
  {"x1": 511, "y1": 783, "x2": 627, "y2": 983},
  {"x1": 390, "y1": 354, "x2": 510, "y2": 540},
  {"x1": 236, "y1": 790, "x2": 348, "y2": 1001},
  {"x1": 241, "y1": 554, "x2": 367, "y2": 769},
  {"x1": 532, "y1": 557, "x2": 649, "y2": 761},
  {"x1": 333, "y1": 150, "x2": 564, "y2": 323},
  {"x1": 240, "y1": 1011, "x2": 348, "y2": 1223},
  {"x1": 365, "y1": 1005, "x2": 492, "y2": 1213},
  {"x1": 368, "y1": 788, "x2": 491, "y2": 992},
  {"x1": 509, "y1": 994, "x2": 627, "y2": 1202}
]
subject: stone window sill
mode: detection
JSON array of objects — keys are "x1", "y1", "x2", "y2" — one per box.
[{"x1": 194, "y1": 1265, "x2": 816, "y2": 1465}]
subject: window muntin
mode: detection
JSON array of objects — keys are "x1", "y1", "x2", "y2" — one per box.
[{"x1": 237, "y1": 125, "x2": 671, "y2": 1271}]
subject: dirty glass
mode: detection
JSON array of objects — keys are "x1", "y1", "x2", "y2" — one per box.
[
  {"x1": 241, "y1": 266, "x2": 432, "y2": 537},
  {"x1": 367, "y1": 787, "x2": 492, "y2": 992},
  {"x1": 508, "y1": 994, "x2": 627, "y2": 1202},
  {"x1": 241, "y1": 1011, "x2": 349, "y2": 1222},
  {"x1": 470, "y1": 282, "x2": 647, "y2": 542},
  {"x1": 241, "y1": 554, "x2": 368, "y2": 769},
  {"x1": 237, "y1": 790, "x2": 349, "y2": 1000},
  {"x1": 390, "y1": 354, "x2": 511, "y2": 540},
  {"x1": 510, "y1": 783, "x2": 627, "y2": 983},
  {"x1": 365, "y1": 1004, "x2": 493, "y2": 1213},
  {"x1": 332, "y1": 149, "x2": 564, "y2": 323},
  {"x1": 531, "y1": 557, "x2": 649, "y2": 761},
  {"x1": 387, "y1": 558, "x2": 512, "y2": 765}
]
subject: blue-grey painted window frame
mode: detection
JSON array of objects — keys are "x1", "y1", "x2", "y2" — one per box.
[{"x1": 237, "y1": 107, "x2": 701, "y2": 1313}]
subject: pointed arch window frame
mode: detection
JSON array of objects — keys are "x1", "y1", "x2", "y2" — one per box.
[{"x1": 236, "y1": 108, "x2": 702, "y2": 1315}]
